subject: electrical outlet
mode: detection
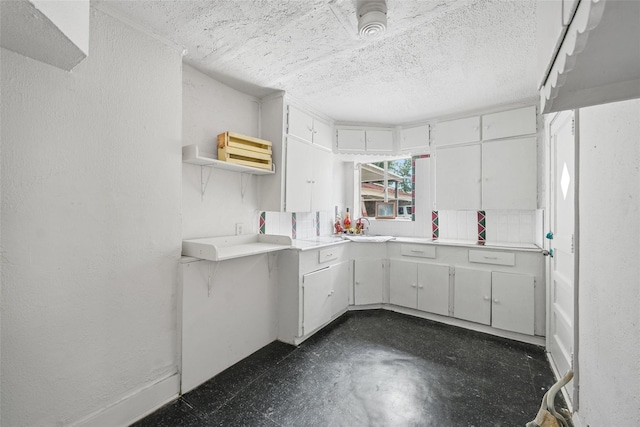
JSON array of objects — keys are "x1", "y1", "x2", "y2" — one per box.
[{"x1": 236, "y1": 223, "x2": 244, "y2": 235}]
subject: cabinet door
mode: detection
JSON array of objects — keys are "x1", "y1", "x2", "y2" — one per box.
[
  {"x1": 285, "y1": 139, "x2": 311, "y2": 212},
  {"x1": 288, "y1": 105, "x2": 314, "y2": 144},
  {"x1": 354, "y1": 259, "x2": 384, "y2": 305},
  {"x1": 453, "y1": 267, "x2": 491, "y2": 325},
  {"x1": 302, "y1": 267, "x2": 332, "y2": 335},
  {"x1": 435, "y1": 144, "x2": 482, "y2": 210},
  {"x1": 330, "y1": 261, "x2": 351, "y2": 318},
  {"x1": 310, "y1": 145, "x2": 333, "y2": 211},
  {"x1": 337, "y1": 129, "x2": 366, "y2": 151},
  {"x1": 482, "y1": 137, "x2": 537, "y2": 210},
  {"x1": 417, "y1": 263, "x2": 450, "y2": 316},
  {"x1": 366, "y1": 129, "x2": 394, "y2": 152},
  {"x1": 313, "y1": 118, "x2": 333, "y2": 151},
  {"x1": 491, "y1": 272, "x2": 535, "y2": 335},
  {"x1": 389, "y1": 259, "x2": 418, "y2": 309},
  {"x1": 433, "y1": 116, "x2": 480, "y2": 147},
  {"x1": 401, "y1": 124, "x2": 430, "y2": 151},
  {"x1": 482, "y1": 106, "x2": 537, "y2": 140}
]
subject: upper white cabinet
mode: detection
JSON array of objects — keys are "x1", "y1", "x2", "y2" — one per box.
[
  {"x1": 285, "y1": 139, "x2": 332, "y2": 212},
  {"x1": 336, "y1": 128, "x2": 394, "y2": 153},
  {"x1": 259, "y1": 93, "x2": 334, "y2": 212},
  {"x1": 287, "y1": 105, "x2": 333, "y2": 151},
  {"x1": 435, "y1": 144, "x2": 482, "y2": 210},
  {"x1": 400, "y1": 124, "x2": 430, "y2": 152},
  {"x1": 482, "y1": 106, "x2": 537, "y2": 140},
  {"x1": 432, "y1": 116, "x2": 480, "y2": 147},
  {"x1": 482, "y1": 137, "x2": 537, "y2": 210},
  {"x1": 435, "y1": 105, "x2": 538, "y2": 210}
]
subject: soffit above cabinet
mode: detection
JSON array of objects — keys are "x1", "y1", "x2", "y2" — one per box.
[{"x1": 541, "y1": 0, "x2": 640, "y2": 113}]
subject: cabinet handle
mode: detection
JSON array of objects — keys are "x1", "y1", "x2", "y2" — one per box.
[
  {"x1": 418, "y1": 285, "x2": 424, "y2": 289},
  {"x1": 411, "y1": 284, "x2": 417, "y2": 288},
  {"x1": 410, "y1": 249, "x2": 424, "y2": 253},
  {"x1": 483, "y1": 256, "x2": 498, "y2": 259},
  {"x1": 356, "y1": 281, "x2": 360, "y2": 285},
  {"x1": 483, "y1": 296, "x2": 490, "y2": 301},
  {"x1": 493, "y1": 298, "x2": 500, "y2": 303}
]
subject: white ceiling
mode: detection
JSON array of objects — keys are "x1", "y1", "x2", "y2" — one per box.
[{"x1": 101, "y1": 0, "x2": 538, "y2": 124}]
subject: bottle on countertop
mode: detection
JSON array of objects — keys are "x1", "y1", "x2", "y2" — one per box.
[{"x1": 343, "y1": 208, "x2": 351, "y2": 229}]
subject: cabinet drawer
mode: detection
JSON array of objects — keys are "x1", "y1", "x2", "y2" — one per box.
[
  {"x1": 401, "y1": 244, "x2": 436, "y2": 259},
  {"x1": 469, "y1": 250, "x2": 515, "y2": 266},
  {"x1": 318, "y1": 247, "x2": 340, "y2": 264}
]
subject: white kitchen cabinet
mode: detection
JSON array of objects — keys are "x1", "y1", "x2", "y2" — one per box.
[
  {"x1": 435, "y1": 144, "x2": 482, "y2": 210},
  {"x1": 354, "y1": 258, "x2": 384, "y2": 305},
  {"x1": 302, "y1": 267, "x2": 332, "y2": 335},
  {"x1": 336, "y1": 128, "x2": 394, "y2": 153},
  {"x1": 365, "y1": 129, "x2": 394, "y2": 152},
  {"x1": 400, "y1": 123, "x2": 430, "y2": 152},
  {"x1": 453, "y1": 267, "x2": 492, "y2": 325},
  {"x1": 491, "y1": 271, "x2": 535, "y2": 335},
  {"x1": 330, "y1": 260, "x2": 351, "y2": 317},
  {"x1": 433, "y1": 116, "x2": 480, "y2": 147},
  {"x1": 285, "y1": 138, "x2": 332, "y2": 212},
  {"x1": 417, "y1": 263, "x2": 450, "y2": 316},
  {"x1": 482, "y1": 106, "x2": 537, "y2": 141},
  {"x1": 482, "y1": 137, "x2": 537, "y2": 210},
  {"x1": 390, "y1": 259, "x2": 450, "y2": 316},
  {"x1": 288, "y1": 105, "x2": 333, "y2": 151}
]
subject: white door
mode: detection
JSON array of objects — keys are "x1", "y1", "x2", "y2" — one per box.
[
  {"x1": 302, "y1": 267, "x2": 332, "y2": 335},
  {"x1": 453, "y1": 267, "x2": 491, "y2": 325},
  {"x1": 491, "y1": 272, "x2": 535, "y2": 335},
  {"x1": 354, "y1": 259, "x2": 384, "y2": 305},
  {"x1": 548, "y1": 110, "x2": 575, "y2": 400},
  {"x1": 330, "y1": 261, "x2": 350, "y2": 318},
  {"x1": 435, "y1": 144, "x2": 482, "y2": 210},
  {"x1": 288, "y1": 105, "x2": 314, "y2": 143},
  {"x1": 417, "y1": 263, "x2": 450, "y2": 316},
  {"x1": 389, "y1": 259, "x2": 417, "y2": 309},
  {"x1": 285, "y1": 139, "x2": 311, "y2": 212}
]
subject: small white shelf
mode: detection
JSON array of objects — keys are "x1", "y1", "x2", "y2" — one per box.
[{"x1": 182, "y1": 144, "x2": 274, "y2": 175}]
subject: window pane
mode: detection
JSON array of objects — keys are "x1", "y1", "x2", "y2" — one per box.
[{"x1": 359, "y1": 158, "x2": 412, "y2": 220}]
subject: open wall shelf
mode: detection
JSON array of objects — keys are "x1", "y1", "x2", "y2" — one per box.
[{"x1": 182, "y1": 144, "x2": 275, "y2": 175}]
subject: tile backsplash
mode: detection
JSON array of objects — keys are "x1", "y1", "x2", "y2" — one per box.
[{"x1": 261, "y1": 209, "x2": 542, "y2": 245}]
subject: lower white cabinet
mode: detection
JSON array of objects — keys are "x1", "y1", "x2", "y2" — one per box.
[
  {"x1": 453, "y1": 267, "x2": 492, "y2": 325},
  {"x1": 302, "y1": 267, "x2": 333, "y2": 335},
  {"x1": 453, "y1": 266, "x2": 535, "y2": 335},
  {"x1": 491, "y1": 271, "x2": 535, "y2": 335},
  {"x1": 389, "y1": 259, "x2": 450, "y2": 316},
  {"x1": 354, "y1": 259, "x2": 384, "y2": 305},
  {"x1": 278, "y1": 245, "x2": 350, "y2": 345}
]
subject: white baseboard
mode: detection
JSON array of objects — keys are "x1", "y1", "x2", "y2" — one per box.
[{"x1": 71, "y1": 372, "x2": 180, "y2": 427}]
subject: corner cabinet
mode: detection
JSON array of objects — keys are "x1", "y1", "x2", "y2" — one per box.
[
  {"x1": 277, "y1": 245, "x2": 351, "y2": 345},
  {"x1": 259, "y1": 93, "x2": 334, "y2": 212}
]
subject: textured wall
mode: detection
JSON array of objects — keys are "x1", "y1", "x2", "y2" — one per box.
[
  {"x1": 1, "y1": 8, "x2": 182, "y2": 426},
  {"x1": 578, "y1": 99, "x2": 640, "y2": 425},
  {"x1": 181, "y1": 64, "x2": 261, "y2": 239}
]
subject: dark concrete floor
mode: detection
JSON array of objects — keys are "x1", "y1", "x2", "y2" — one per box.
[{"x1": 133, "y1": 310, "x2": 558, "y2": 427}]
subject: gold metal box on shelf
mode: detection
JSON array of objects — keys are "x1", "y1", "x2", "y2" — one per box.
[{"x1": 217, "y1": 131, "x2": 273, "y2": 171}]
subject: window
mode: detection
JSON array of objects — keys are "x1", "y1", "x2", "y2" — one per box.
[{"x1": 359, "y1": 158, "x2": 413, "y2": 220}]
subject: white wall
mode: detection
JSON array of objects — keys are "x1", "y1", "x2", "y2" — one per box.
[
  {"x1": 577, "y1": 98, "x2": 640, "y2": 425},
  {"x1": 182, "y1": 64, "x2": 261, "y2": 239},
  {"x1": 1, "y1": 8, "x2": 183, "y2": 427}
]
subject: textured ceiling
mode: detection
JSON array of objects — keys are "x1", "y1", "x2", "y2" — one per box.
[{"x1": 101, "y1": 0, "x2": 538, "y2": 124}]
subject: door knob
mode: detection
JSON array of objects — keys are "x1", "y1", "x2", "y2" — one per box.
[{"x1": 546, "y1": 231, "x2": 554, "y2": 239}]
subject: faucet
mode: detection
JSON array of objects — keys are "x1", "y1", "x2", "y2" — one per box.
[{"x1": 355, "y1": 217, "x2": 371, "y2": 235}]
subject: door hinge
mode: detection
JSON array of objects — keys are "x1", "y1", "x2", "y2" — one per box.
[
  {"x1": 571, "y1": 234, "x2": 575, "y2": 254},
  {"x1": 571, "y1": 117, "x2": 575, "y2": 136}
]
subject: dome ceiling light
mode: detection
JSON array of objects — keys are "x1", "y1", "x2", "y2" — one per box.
[{"x1": 357, "y1": 0, "x2": 387, "y2": 38}]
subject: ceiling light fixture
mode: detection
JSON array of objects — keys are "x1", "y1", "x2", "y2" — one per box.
[{"x1": 357, "y1": 0, "x2": 387, "y2": 38}]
